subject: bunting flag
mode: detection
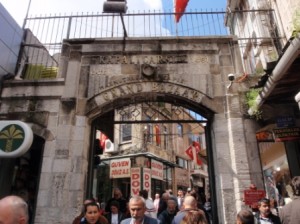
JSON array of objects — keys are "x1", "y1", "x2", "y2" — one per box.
[
  {"x1": 185, "y1": 145, "x2": 194, "y2": 160},
  {"x1": 155, "y1": 124, "x2": 161, "y2": 145},
  {"x1": 99, "y1": 132, "x2": 108, "y2": 149},
  {"x1": 174, "y1": 0, "x2": 189, "y2": 23}
]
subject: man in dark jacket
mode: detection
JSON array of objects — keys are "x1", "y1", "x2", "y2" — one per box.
[
  {"x1": 105, "y1": 188, "x2": 128, "y2": 214},
  {"x1": 105, "y1": 201, "x2": 126, "y2": 224},
  {"x1": 279, "y1": 176, "x2": 300, "y2": 224},
  {"x1": 172, "y1": 195, "x2": 207, "y2": 224},
  {"x1": 254, "y1": 198, "x2": 281, "y2": 224},
  {"x1": 121, "y1": 196, "x2": 159, "y2": 224},
  {"x1": 158, "y1": 199, "x2": 178, "y2": 224}
]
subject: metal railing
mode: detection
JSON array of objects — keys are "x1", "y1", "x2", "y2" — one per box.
[
  {"x1": 23, "y1": 10, "x2": 228, "y2": 54},
  {"x1": 19, "y1": 9, "x2": 283, "y2": 79}
]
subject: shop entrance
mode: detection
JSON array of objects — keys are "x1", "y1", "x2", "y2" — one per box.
[
  {"x1": 0, "y1": 135, "x2": 44, "y2": 224},
  {"x1": 88, "y1": 101, "x2": 215, "y2": 221}
]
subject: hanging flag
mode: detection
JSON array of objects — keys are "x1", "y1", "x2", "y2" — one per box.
[
  {"x1": 175, "y1": 0, "x2": 189, "y2": 23},
  {"x1": 155, "y1": 125, "x2": 161, "y2": 145},
  {"x1": 99, "y1": 132, "x2": 108, "y2": 149},
  {"x1": 195, "y1": 151, "x2": 202, "y2": 166},
  {"x1": 192, "y1": 142, "x2": 202, "y2": 166},
  {"x1": 193, "y1": 141, "x2": 201, "y2": 153},
  {"x1": 185, "y1": 145, "x2": 194, "y2": 160}
]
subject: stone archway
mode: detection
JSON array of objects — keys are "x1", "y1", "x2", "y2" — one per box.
[{"x1": 3, "y1": 36, "x2": 262, "y2": 224}]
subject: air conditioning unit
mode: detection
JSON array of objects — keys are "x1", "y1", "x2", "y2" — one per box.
[{"x1": 104, "y1": 139, "x2": 115, "y2": 153}]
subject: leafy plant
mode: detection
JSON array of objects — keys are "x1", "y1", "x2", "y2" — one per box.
[
  {"x1": 292, "y1": 9, "x2": 300, "y2": 37},
  {"x1": 245, "y1": 88, "x2": 263, "y2": 120}
]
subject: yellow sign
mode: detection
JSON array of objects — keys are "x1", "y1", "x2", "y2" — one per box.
[{"x1": 0, "y1": 121, "x2": 33, "y2": 158}]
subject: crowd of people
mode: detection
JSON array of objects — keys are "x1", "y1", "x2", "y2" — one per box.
[{"x1": 0, "y1": 176, "x2": 299, "y2": 224}]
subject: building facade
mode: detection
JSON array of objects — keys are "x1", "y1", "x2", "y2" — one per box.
[
  {"x1": 0, "y1": 1, "x2": 300, "y2": 223},
  {"x1": 226, "y1": 0, "x2": 300, "y2": 207}
]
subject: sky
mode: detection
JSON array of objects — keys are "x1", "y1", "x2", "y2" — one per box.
[{"x1": 1, "y1": 0, "x2": 226, "y2": 27}]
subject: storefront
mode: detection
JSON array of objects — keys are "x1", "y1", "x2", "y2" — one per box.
[
  {"x1": 92, "y1": 153, "x2": 178, "y2": 204},
  {"x1": 0, "y1": 121, "x2": 44, "y2": 223},
  {"x1": 257, "y1": 119, "x2": 300, "y2": 206}
]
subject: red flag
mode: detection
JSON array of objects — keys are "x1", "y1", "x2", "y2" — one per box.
[
  {"x1": 185, "y1": 145, "x2": 194, "y2": 160},
  {"x1": 175, "y1": 0, "x2": 189, "y2": 23},
  {"x1": 155, "y1": 125, "x2": 161, "y2": 145},
  {"x1": 193, "y1": 141, "x2": 201, "y2": 153},
  {"x1": 195, "y1": 151, "x2": 202, "y2": 166},
  {"x1": 99, "y1": 132, "x2": 108, "y2": 149},
  {"x1": 192, "y1": 142, "x2": 202, "y2": 166}
]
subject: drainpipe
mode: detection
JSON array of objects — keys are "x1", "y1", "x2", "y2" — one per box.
[{"x1": 248, "y1": 36, "x2": 300, "y2": 115}]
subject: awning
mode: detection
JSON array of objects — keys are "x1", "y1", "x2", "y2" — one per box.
[{"x1": 99, "y1": 152, "x2": 179, "y2": 167}]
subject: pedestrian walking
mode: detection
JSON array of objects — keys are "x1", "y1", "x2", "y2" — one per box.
[
  {"x1": 0, "y1": 195, "x2": 29, "y2": 224},
  {"x1": 279, "y1": 176, "x2": 300, "y2": 224}
]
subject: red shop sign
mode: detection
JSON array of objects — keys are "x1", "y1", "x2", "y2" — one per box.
[{"x1": 244, "y1": 189, "x2": 266, "y2": 205}]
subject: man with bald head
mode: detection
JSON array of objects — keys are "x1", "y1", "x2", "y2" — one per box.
[
  {"x1": 171, "y1": 195, "x2": 207, "y2": 224},
  {"x1": 0, "y1": 195, "x2": 29, "y2": 224}
]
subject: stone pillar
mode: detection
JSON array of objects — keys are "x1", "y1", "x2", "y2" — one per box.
[
  {"x1": 295, "y1": 92, "x2": 300, "y2": 110},
  {"x1": 212, "y1": 92, "x2": 253, "y2": 223}
]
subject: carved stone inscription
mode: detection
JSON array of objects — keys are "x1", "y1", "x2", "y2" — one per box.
[
  {"x1": 87, "y1": 54, "x2": 210, "y2": 65},
  {"x1": 101, "y1": 82, "x2": 204, "y2": 103},
  {"x1": 91, "y1": 54, "x2": 188, "y2": 65},
  {"x1": 51, "y1": 173, "x2": 66, "y2": 206}
]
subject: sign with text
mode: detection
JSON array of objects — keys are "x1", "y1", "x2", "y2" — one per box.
[
  {"x1": 151, "y1": 160, "x2": 163, "y2": 180},
  {"x1": 273, "y1": 127, "x2": 300, "y2": 142},
  {"x1": 276, "y1": 116, "x2": 295, "y2": 128},
  {"x1": 143, "y1": 168, "x2": 151, "y2": 196},
  {"x1": 244, "y1": 189, "x2": 266, "y2": 206},
  {"x1": 110, "y1": 158, "x2": 131, "y2": 178},
  {"x1": 175, "y1": 167, "x2": 189, "y2": 187},
  {"x1": 131, "y1": 167, "x2": 141, "y2": 196}
]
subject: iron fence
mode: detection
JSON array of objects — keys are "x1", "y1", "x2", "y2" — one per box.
[{"x1": 20, "y1": 9, "x2": 283, "y2": 79}]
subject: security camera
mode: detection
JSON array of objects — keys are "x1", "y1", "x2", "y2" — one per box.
[{"x1": 228, "y1": 73, "x2": 235, "y2": 81}]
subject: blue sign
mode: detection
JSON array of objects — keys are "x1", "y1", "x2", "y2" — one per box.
[{"x1": 276, "y1": 116, "x2": 295, "y2": 128}]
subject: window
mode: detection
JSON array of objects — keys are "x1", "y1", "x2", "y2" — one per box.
[
  {"x1": 176, "y1": 157, "x2": 188, "y2": 169},
  {"x1": 163, "y1": 126, "x2": 168, "y2": 149},
  {"x1": 177, "y1": 124, "x2": 183, "y2": 137},
  {"x1": 120, "y1": 114, "x2": 132, "y2": 142}
]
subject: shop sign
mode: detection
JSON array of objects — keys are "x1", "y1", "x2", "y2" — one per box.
[
  {"x1": 0, "y1": 121, "x2": 33, "y2": 158},
  {"x1": 151, "y1": 160, "x2": 163, "y2": 180},
  {"x1": 110, "y1": 158, "x2": 131, "y2": 178},
  {"x1": 276, "y1": 116, "x2": 295, "y2": 128},
  {"x1": 131, "y1": 167, "x2": 141, "y2": 196},
  {"x1": 273, "y1": 127, "x2": 300, "y2": 142},
  {"x1": 143, "y1": 168, "x2": 151, "y2": 196},
  {"x1": 175, "y1": 167, "x2": 189, "y2": 187},
  {"x1": 244, "y1": 189, "x2": 266, "y2": 206}
]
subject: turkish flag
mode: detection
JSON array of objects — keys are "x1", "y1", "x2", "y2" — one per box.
[
  {"x1": 185, "y1": 145, "x2": 194, "y2": 160},
  {"x1": 193, "y1": 141, "x2": 201, "y2": 153},
  {"x1": 195, "y1": 150, "x2": 202, "y2": 166},
  {"x1": 175, "y1": 0, "x2": 189, "y2": 23}
]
